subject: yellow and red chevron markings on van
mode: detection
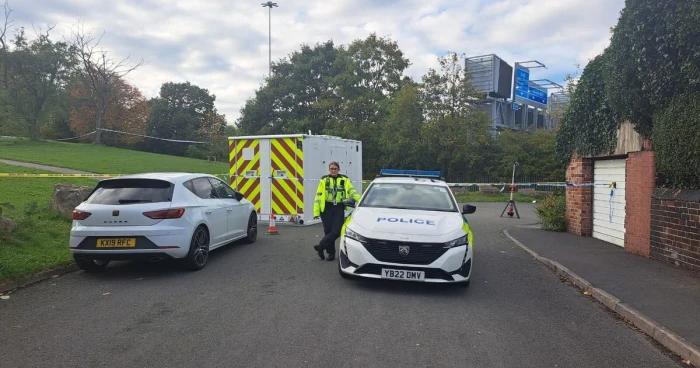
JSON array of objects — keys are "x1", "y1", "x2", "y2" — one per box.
[
  {"x1": 270, "y1": 137, "x2": 304, "y2": 215},
  {"x1": 229, "y1": 138, "x2": 261, "y2": 212}
]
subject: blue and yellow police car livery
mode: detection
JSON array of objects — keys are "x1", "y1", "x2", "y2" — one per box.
[{"x1": 338, "y1": 170, "x2": 475, "y2": 286}]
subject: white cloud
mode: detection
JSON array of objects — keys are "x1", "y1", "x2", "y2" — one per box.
[{"x1": 9, "y1": 0, "x2": 623, "y2": 123}]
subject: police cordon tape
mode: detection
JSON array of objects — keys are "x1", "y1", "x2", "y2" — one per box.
[
  {"x1": 0, "y1": 173, "x2": 116, "y2": 178},
  {"x1": 0, "y1": 173, "x2": 607, "y2": 188},
  {"x1": 0, "y1": 173, "x2": 230, "y2": 179}
]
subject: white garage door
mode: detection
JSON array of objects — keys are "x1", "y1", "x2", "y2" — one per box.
[{"x1": 593, "y1": 159, "x2": 626, "y2": 247}]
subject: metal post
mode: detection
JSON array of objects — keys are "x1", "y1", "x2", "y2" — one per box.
[
  {"x1": 268, "y1": 5, "x2": 271, "y2": 76},
  {"x1": 510, "y1": 162, "x2": 517, "y2": 201},
  {"x1": 261, "y1": 2, "x2": 278, "y2": 77}
]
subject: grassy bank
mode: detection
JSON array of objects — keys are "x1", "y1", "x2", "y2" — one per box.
[
  {"x1": 0, "y1": 163, "x2": 97, "y2": 281},
  {"x1": 454, "y1": 191, "x2": 543, "y2": 203},
  {"x1": 0, "y1": 138, "x2": 228, "y2": 175}
]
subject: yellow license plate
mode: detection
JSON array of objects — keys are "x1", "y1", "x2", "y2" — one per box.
[{"x1": 96, "y1": 238, "x2": 136, "y2": 248}]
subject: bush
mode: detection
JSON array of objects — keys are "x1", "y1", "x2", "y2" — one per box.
[
  {"x1": 536, "y1": 194, "x2": 566, "y2": 231},
  {"x1": 653, "y1": 92, "x2": 700, "y2": 189}
]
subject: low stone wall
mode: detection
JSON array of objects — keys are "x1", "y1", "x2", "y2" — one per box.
[{"x1": 650, "y1": 188, "x2": 700, "y2": 272}]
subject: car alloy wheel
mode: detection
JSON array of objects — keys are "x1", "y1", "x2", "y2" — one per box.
[
  {"x1": 184, "y1": 226, "x2": 210, "y2": 271},
  {"x1": 245, "y1": 213, "x2": 257, "y2": 243}
]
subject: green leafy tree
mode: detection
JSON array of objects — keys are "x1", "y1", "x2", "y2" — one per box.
[
  {"x1": 380, "y1": 81, "x2": 426, "y2": 170},
  {"x1": 420, "y1": 52, "x2": 478, "y2": 121},
  {"x1": 238, "y1": 41, "x2": 340, "y2": 135},
  {"x1": 3, "y1": 28, "x2": 75, "y2": 140},
  {"x1": 419, "y1": 53, "x2": 494, "y2": 182},
  {"x1": 495, "y1": 130, "x2": 564, "y2": 182},
  {"x1": 147, "y1": 81, "x2": 223, "y2": 156}
]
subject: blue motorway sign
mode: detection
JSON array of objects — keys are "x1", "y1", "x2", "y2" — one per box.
[
  {"x1": 528, "y1": 86, "x2": 548, "y2": 105},
  {"x1": 513, "y1": 66, "x2": 548, "y2": 106},
  {"x1": 514, "y1": 67, "x2": 529, "y2": 100}
]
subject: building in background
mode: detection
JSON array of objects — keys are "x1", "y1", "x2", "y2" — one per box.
[{"x1": 465, "y1": 54, "x2": 569, "y2": 133}]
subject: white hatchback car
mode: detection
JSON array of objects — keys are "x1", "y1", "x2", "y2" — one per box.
[
  {"x1": 70, "y1": 173, "x2": 257, "y2": 272},
  {"x1": 338, "y1": 170, "x2": 475, "y2": 286}
]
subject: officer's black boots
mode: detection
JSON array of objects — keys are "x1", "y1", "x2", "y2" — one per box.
[
  {"x1": 313, "y1": 244, "x2": 325, "y2": 260},
  {"x1": 326, "y1": 254, "x2": 335, "y2": 261}
]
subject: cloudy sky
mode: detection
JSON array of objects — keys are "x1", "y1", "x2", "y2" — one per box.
[{"x1": 11, "y1": 0, "x2": 624, "y2": 123}]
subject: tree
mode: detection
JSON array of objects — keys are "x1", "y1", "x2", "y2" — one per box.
[
  {"x1": 326, "y1": 35, "x2": 410, "y2": 176},
  {"x1": 495, "y1": 130, "x2": 564, "y2": 182},
  {"x1": 147, "y1": 81, "x2": 223, "y2": 156},
  {"x1": 238, "y1": 41, "x2": 340, "y2": 135},
  {"x1": 420, "y1": 52, "x2": 478, "y2": 121},
  {"x1": 380, "y1": 82, "x2": 426, "y2": 170},
  {"x1": 419, "y1": 53, "x2": 493, "y2": 181},
  {"x1": 3, "y1": 27, "x2": 75, "y2": 140},
  {"x1": 72, "y1": 30, "x2": 141, "y2": 144},
  {"x1": 68, "y1": 76, "x2": 149, "y2": 147},
  {"x1": 0, "y1": 1, "x2": 13, "y2": 89}
]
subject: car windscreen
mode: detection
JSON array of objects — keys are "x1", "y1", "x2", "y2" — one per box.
[
  {"x1": 86, "y1": 179, "x2": 174, "y2": 205},
  {"x1": 359, "y1": 182, "x2": 458, "y2": 212}
]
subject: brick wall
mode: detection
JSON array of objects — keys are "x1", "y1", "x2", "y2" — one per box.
[
  {"x1": 624, "y1": 151, "x2": 655, "y2": 256},
  {"x1": 566, "y1": 156, "x2": 593, "y2": 236},
  {"x1": 650, "y1": 189, "x2": 700, "y2": 272}
]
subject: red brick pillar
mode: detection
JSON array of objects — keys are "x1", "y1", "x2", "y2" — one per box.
[
  {"x1": 566, "y1": 156, "x2": 593, "y2": 236},
  {"x1": 624, "y1": 151, "x2": 655, "y2": 256}
]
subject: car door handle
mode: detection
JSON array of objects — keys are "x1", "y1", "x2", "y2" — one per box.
[
  {"x1": 205, "y1": 211, "x2": 213, "y2": 215},
  {"x1": 226, "y1": 209, "x2": 233, "y2": 213}
]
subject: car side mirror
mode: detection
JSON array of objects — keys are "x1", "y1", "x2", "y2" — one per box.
[
  {"x1": 234, "y1": 192, "x2": 244, "y2": 201},
  {"x1": 462, "y1": 204, "x2": 476, "y2": 214}
]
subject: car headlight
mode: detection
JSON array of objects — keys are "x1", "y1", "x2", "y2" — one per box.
[
  {"x1": 443, "y1": 234, "x2": 468, "y2": 248},
  {"x1": 345, "y1": 228, "x2": 369, "y2": 243}
]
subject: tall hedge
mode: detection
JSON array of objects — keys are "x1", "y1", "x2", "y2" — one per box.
[
  {"x1": 555, "y1": 54, "x2": 617, "y2": 161},
  {"x1": 606, "y1": 0, "x2": 700, "y2": 137},
  {"x1": 652, "y1": 92, "x2": 700, "y2": 189}
]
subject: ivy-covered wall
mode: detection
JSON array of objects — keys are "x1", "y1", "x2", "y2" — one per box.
[
  {"x1": 555, "y1": 55, "x2": 617, "y2": 161},
  {"x1": 556, "y1": 0, "x2": 700, "y2": 189}
]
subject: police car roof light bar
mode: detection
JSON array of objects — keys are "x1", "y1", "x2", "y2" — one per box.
[{"x1": 379, "y1": 169, "x2": 442, "y2": 179}]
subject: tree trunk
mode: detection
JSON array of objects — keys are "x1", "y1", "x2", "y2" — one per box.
[
  {"x1": 29, "y1": 116, "x2": 39, "y2": 140},
  {"x1": 94, "y1": 109, "x2": 103, "y2": 144}
]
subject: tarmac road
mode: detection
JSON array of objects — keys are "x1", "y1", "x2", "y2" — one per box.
[{"x1": 0, "y1": 203, "x2": 682, "y2": 367}]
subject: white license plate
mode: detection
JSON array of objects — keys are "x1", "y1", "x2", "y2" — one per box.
[{"x1": 381, "y1": 268, "x2": 425, "y2": 281}]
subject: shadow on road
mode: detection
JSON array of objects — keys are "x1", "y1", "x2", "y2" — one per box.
[{"x1": 76, "y1": 238, "x2": 253, "y2": 281}]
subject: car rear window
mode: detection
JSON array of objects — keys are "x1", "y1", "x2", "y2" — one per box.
[{"x1": 87, "y1": 179, "x2": 174, "y2": 205}]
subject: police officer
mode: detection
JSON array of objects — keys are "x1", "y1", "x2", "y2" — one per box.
[{"x1": 313, "y1": 161, "x2": 361, "y2": 261}]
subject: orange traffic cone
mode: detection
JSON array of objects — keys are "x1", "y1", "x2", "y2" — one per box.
[{"x1": 266, "y1": 214, "x2": 280, "y2": 235}]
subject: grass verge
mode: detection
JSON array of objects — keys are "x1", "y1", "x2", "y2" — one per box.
[
  {"x1": 454, "y1": 191, "x2": 543, "y2": 203},
  {"x1": 0, "y1": 138, "x2": 228, "y2": 175},
  {"x1": 0, "y1": 163, "x2": 97, "y2": 282}
]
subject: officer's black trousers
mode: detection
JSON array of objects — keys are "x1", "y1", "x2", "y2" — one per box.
[{"x1": 319, "y1": 203, "x2": 345, "y2": 256}]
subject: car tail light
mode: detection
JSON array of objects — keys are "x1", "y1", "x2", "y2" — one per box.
[
  {"x1": 72, "y1": 209, "x2": 92, "y2": 220},
  {"x1": 143, "y1": 208, "x2": 185, "y2": 219}
]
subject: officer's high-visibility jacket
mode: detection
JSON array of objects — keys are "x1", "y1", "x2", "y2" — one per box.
[{"x1": 313, "y1": 174, "x2": 361, "y2": 217}]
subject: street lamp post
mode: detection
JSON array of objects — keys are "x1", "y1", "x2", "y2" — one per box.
[{"x1": 261, "y1": 1, "x2": 278, "y2": 77}]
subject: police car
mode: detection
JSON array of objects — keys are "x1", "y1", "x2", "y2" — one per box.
[{"x1": 338, "y1": 169, "x2": 475, "y2": 286}]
